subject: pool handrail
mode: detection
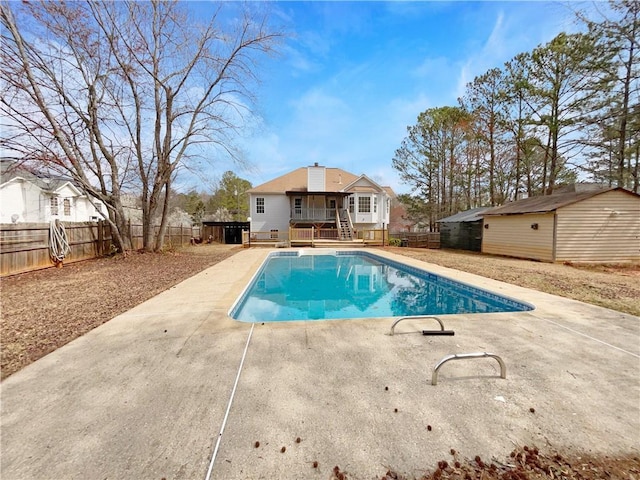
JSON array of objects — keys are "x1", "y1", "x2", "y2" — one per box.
[
  {"x1": 389, "y1": 315, "x2": 445, "y2": 336},
  {"x1": 431, "y1": 352, "x2": 506, "y2": 385}
]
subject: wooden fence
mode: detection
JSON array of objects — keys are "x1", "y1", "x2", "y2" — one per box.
[
  {"x1": 0, "y1": 222, "x2": 200, "y2": 277},
  {"x1": 389, "y1": 231, "x2": 441, "y2": 249}
]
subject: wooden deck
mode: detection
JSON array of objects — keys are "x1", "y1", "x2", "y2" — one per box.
[{"x1": 244, "y1": 238, "x2": 367, "y2": 248}]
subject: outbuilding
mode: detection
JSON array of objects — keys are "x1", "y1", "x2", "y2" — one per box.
[
  {"x1": 481, "y1": 187, "x2": 640, "y2": 263},
  {"x1": 437, "y1": 207, "x2": 491, "y2": 252},
  {"x1": 201, "y1": 221, "x2": 249, "y2": 245}
]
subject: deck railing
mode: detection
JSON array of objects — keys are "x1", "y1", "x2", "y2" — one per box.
[
  {"x1": 243, "y1": 230, "x2": 288, "y2": 246},
  {"x1": 290, "y1": 208, "x2": 336, "y2": 222},
  {"x1": 290, "y1": 227, "x2": 340, "y2": 242},
  {"x1": 241, "y1": 227, "x2": 388, "y2": 247},
  {"x1": 356, "y1": 228, "x2": 386, "y2": 244}
]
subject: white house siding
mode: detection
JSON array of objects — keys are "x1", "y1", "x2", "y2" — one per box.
[
  {"x1": 250, "y1": 194, "x2": 290, "y2": 234},
  {"x1": 307, "y1": 166, "x2": 326, "y2": 192},
  {"x1": 0, "y1": 180, "x2": 44, "y2": 223},
  {"x1": 555, "y1": 190, "x2": 640, "y2": 263},
  {"x1": 482, "y1": 213, "x2": 555, "y2": 262},
  {"x1": 2, "y1": 170, "x2": 106, "y2": 224},
  {"x1": 0, "y1": 181, "x2": 24, "y2": 223},
  {"x1": 67, "y1": 196, "x2": 102, "y2": 223},
  {"x1": 346, "y1": 178, "x2": 389, "y2": 228}
]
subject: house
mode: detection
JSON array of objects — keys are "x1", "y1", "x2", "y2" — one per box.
[
  {"x1": 0, "y1": 159, "x2": 105, "y2": 224},
  {"x1": 481, "y1": 187, "x2": 640, "y2": 263},
  {"x1": 437, "y1": 207, "x2": 491, "y2": 252},
  {"x1": 247, "y1": 163, "x2": 391, "y2": 244},
  {"x1": 387, "y1": 192, "x2": 414, "y2": 233}
]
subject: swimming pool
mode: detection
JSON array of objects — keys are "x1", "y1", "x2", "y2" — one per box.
[{"x1": 229, "y1": 250, "x2": 534, "y2": 322}]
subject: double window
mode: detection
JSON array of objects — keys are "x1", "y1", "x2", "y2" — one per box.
[{"x1": 51, "y1": 197, "x2": 73, "y2": 216}]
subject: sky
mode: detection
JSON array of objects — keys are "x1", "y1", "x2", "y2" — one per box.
[{"x1": 186, "y1": 1, "x2": 587, "y2": 195}]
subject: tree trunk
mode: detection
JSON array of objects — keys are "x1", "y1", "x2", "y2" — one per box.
[
  {"x1": 155, "y1": 179, "x2": 172, "y2": 251},
  {"x1": 617, "y1": 13, "x2": 636, "y2": 187}
]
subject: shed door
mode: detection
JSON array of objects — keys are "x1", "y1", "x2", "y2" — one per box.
[{"x1": 224, "y1": 225, "x2": 243, "y2": 244}]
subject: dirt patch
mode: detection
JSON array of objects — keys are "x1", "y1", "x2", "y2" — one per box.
[{"x1": 0, "y1": 244, "x2": 240, "y2": 379}]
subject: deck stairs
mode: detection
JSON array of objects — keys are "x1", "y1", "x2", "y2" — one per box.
[{"x1": 337, "y1": 210, "x2": 354, "y2": 240}]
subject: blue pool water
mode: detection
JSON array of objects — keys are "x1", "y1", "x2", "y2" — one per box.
[{"x1": 229, "y1": 250, "x2": 534, "y2": 322}]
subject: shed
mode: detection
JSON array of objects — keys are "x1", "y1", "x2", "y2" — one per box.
[
  {"x1": 481, "y1": 187, "x2": 640, "y2": 263},
  {"x1": 437, "y1": 207, "x2": 491, "y2": 251},
  {"x1": 201, "y1": 221, "x2": 249, "y2": 245}
]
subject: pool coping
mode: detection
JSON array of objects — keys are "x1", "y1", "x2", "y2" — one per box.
[{"x1": 1, "y1": 247, "x2": 639, "y2": 480}]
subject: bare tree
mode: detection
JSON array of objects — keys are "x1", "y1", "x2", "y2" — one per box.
[{"x1": 1, "y1": 1, "x2": 281, "y2": 251}]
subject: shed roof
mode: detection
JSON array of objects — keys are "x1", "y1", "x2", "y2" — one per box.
[
  {"x1": 483, "y1": 187, "x2": 638, "y2": 216},
  {"x1": 438, "y1": 207, "x2": 492, "y2": 223}
]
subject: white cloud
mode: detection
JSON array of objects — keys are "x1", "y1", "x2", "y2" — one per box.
[
  {"x1": 454, "y1": 4, "x2": 581, "y2": 100},
  {"x1": 455, "y1": 10, "x2": 506, "y2": 98}
]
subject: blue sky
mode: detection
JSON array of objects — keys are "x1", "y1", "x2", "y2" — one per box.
[{"x1": 188, "y1": 1, "x2": 585, "y2": 195}]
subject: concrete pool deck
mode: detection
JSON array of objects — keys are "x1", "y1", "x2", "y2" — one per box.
[{"x1": 1, "y1": 248, "x2": 639, "y2": 479}]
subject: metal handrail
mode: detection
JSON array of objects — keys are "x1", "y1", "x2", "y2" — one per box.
[
  {"x1": 389, "y1": 316, "x2": 444, "y2": 336},
  {"x1": 431, "y1": 352, "x2": 506, "y2": 385}
]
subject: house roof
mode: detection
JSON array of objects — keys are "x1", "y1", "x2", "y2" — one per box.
[
  {"x1": 0, "y1": 159, "x2": 80, "y2": 195},
  {"x1": 438, "y1": 207, "x2": 492, "y2": 223},
  {"x1": 483, "y1": 187, "x2": 638, "y2": 216},
  {"x1": 247, "y1": 166, "x2": 364, "y2": 194}
]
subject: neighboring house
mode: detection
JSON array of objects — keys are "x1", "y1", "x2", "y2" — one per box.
[
  {"x1": 438, "y1": 207, "x2": 491, "y2": 252},
  {"x1": 387, "y1": 191, "x2": 414, "y2": 233},
  {"x1": 0, "y1": 159, "x2": 105, "y2": 223},
  {"x1": 481, "y1": 187, "x2": 640, "y2": 263},
  {"x1": 247, "y1": 163, "x2": 391, "y2": 241}
]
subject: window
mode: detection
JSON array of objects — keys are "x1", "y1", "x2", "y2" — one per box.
[
  {"x1": 294, "y1": 198, "x2": 302, "y2": 216},
  {"x1": 63, "y1": 198, "x2": 71, "y2": 216},
  {"x1": 256, "y1": 197, "x2": 265, "y2": 214},
  {"x1": 270, "y1": 229, "x2": 279, "y2": 239},
  {"x1": 358, "y1": 196, "x2": 370, "y2": 213},
  {"x1": 373, "y1": 196, "x2": 378, "y2": 213},
  {"x1": 50, "y1": 197, "x2": 59, "y2": 215},
  {"x1": 348, "y1": 196, "x2": 355, "y2": 214},
  {"x1": 357, "y1": 274, "x2": 370, "y2": 290}
]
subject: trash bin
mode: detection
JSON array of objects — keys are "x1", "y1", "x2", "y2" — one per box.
[{"x1": 401, "y1": 238, "x2": 408, "y2": 247}]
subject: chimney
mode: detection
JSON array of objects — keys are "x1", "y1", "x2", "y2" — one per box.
[{"x1": 307, "y1": 164, "x2": 326, "y2": 192}]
